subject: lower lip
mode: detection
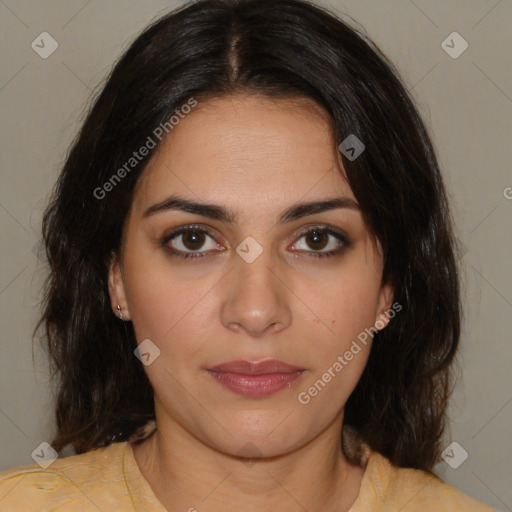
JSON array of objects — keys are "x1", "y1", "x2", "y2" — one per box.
[{"x1": 206, "y1": 370, "x2": 305, "y2": 397}]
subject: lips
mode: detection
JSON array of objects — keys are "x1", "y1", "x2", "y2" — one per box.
[
  {"x1": 207, "y1": 359, "x2": 304, "y2": 375},
  {"x1": 206, "y1": 359, "x2": 306, "y2": 397}
]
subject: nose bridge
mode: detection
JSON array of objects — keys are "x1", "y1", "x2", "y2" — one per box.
[{"x1": 220, "y1": 239, "x2": 291, "y2": 336}]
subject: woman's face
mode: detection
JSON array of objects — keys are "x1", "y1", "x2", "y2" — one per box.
[{"x1": 109, "y1": 94, "x2": 393, "y2": 458}]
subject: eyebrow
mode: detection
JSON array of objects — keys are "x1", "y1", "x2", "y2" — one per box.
[{"x1": 143, "y1": 194, "x2": 359, "y2": 224}]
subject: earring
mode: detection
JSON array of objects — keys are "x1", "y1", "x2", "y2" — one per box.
[{"x1": 117, "y1": 304, "x2": 123, "y2": 320}]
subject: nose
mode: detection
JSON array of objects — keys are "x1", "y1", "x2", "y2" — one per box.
[{"x1": 219, "y1": 245, "x2": 292, "y2": 338}]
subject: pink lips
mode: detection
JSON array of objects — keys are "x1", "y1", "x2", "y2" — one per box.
[{"x1": 206, "y1": 360, "x2": 306, "y2": 397}]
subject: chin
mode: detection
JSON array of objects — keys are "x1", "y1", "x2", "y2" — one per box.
[
  {"x1": 218, "y1": 435, "x2": 301, "y2": 461},
  {"x1": 201, "y1": 415, "x2": 310, "y2": 460}
]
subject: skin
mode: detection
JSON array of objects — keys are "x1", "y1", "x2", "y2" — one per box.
[{"x1": 108, "y1": 93, "x2": 394, "y2": 512}]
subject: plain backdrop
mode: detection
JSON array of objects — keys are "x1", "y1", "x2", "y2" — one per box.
[{"x1": 0, "y1": 1, "x2": 511, "y2": 510}]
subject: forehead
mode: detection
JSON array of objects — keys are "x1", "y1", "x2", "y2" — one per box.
[{"x1": 133, "y1": 94, "x2": 354, "y2": 215}]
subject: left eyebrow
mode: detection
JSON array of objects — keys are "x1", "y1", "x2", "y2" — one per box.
[{"x1": 142, "y1": 194, "x2": 359, "y2": 224}]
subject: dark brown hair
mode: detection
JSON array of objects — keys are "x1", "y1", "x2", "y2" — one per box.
[{"x1": 37, "y1": 0, "x2": 461, "y2": 472}]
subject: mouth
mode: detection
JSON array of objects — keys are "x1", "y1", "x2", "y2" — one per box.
[{"x1": 206, "y1": 359, "x2": 306, "y2": 397}]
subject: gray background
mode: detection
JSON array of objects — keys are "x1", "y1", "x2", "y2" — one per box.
[{"x1": 0, "y1": 0, "x2": 510, "y2": 510}]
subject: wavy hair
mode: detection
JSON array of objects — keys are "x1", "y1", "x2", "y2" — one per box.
[{"x1": 37, "y1": 0, "x2": 461, "y2": 472}]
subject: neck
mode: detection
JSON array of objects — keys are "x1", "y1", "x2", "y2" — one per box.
[{"x1": 132, "y1": 413, "x2": 365, "y2": 512}]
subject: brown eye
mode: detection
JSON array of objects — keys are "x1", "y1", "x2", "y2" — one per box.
[
  {"x1": 291, "y1": 226, "x2": 350, "y2": 258},
  {"x1": 304, "y1": 229, "x2": 329, "y2": 251},
  {"x1": 161, "y1": 225, "x2": 223, "y2": 260},
  {"x1": 181, "y1": 229, "x2": 207, "y2": 251}
]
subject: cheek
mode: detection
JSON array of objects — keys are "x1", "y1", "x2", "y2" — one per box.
[
  {"x1": 122, "y1": 253, "x2": 218, "y2": 360},
  {"x1": 292, "y1": 257, "x2": 382, "y2": 403},
  {"x1": 299, "y1": 268, "x2": 382, "y2": 352},
  {"x1": 296, "y1": 296, "x2": 374, "y2": 422}
]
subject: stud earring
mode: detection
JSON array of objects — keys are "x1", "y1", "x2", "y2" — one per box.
[{"x1": 117, "y1": 304, "x2": 123, "y2": 320}]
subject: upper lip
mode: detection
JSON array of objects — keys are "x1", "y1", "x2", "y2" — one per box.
[{"x1": 207, "y1": 359, "x2": 305, "y2": 375}]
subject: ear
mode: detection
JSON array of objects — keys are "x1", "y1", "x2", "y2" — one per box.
[
  {"x1": 107, "y1": 252, "x2": 131, "y2": 321},
  {"x1": 373, "y1": 282, "x2": 394, "y2": 331}
]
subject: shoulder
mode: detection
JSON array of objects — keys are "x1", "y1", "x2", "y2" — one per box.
[
  {"x1": 361, "y1": 450, "x2": 497, "y2": 511},
  {"x1": 342, "y1": 425, "x2": 496, "y2": 511},
  {"x1": 0, "y1": 441, "x2": 134, "y2": 511}
]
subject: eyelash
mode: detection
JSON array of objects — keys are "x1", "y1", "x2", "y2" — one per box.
[{"x1": 160, "y1": 224, "x2": 351, "y2": 260}]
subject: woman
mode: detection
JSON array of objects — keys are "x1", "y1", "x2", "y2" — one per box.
[{"x1": 0, "y1": 0, "x2": 496, "y2": 510}]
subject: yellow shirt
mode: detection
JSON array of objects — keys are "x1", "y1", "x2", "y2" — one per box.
[{"x1": 0, "y1": 439, "x2": 496, "y2": 511}]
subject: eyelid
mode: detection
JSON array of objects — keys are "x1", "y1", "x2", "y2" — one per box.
[
  {"x1": 293, "y1": 223, "x2": 349, "y2": 243},
  {"x1": 161, "y1": 223, "x2": 219, "y2": 242},
  {"x1": 288, "y1": 224, "x2": 350, "y2": 255},
  {"x1": 160, "y1": 223, "x2": 223, "y2": 251}
]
